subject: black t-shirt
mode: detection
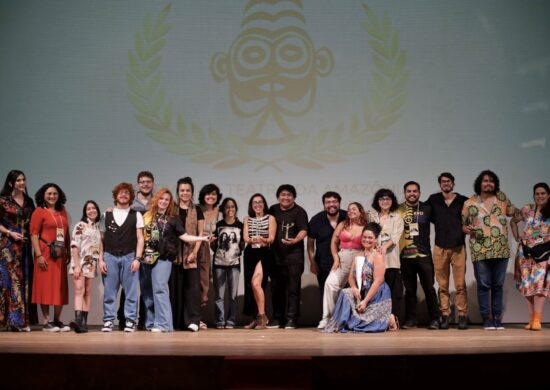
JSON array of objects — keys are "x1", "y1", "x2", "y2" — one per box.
[
  {"x1": 308, "y1": 209, "x2": 347, "y2": 272},
  {"x1": 269, "y1": 203, "x2": 308, "y2": 264},
  {"x1": 178, "y1": 206, "x2": 204, "y2": 226},
  {"x1": 426, "y1": 192, "x2": 467, "y2": 248}
]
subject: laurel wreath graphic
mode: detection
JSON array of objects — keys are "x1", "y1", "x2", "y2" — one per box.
[{"x1": 127, "y1": 3, "x2": 408, "y2": 171}]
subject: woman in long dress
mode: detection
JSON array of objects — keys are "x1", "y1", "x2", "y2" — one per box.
[
  {"x1": 323, "y1": 222, "x2": 397, "y2": 333},
  {"x1": 0, "y1": 170, "x2": 35, "y2": 331},
  {"x1": 511, "y1": 182, "x2": 550, "y2": 331},
  {"x1": 30, "y1": 183, "x2": 70, "y2": 332}
]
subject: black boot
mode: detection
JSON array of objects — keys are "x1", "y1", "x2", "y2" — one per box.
[
  {"x1": 81, "y1": 311, "x2": 89, "y2": 333},
  {"x1": 70, "y1": 311, "x2": 83, "y2": 333}
]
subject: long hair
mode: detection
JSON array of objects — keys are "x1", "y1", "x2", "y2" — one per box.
[
  {"x1": 1, "y1": 170, "x2": 28, "y2": 197},
  {"x1": 371, "y1": 188, "x2": 398, "y2": 213},
  {"x1": 474, "y1": 170, "x2": 500, "y2": 195},
  {"x1": 344, "y1": 202, "x2": 367, "y2": 229},
  {"x1": 80, "y1": 200, "x2": 101, "y2": 223},
  {"x1": 35, "y1": 183, "x2": 66, "y2": 211},
  {"x1": 248, "y1": 193, "x2": 269, "y2": 217},
  {"x1": 147, "y1": 188, "x2": 177, "y2": 217},
  {"x1": 534, "y1": 182, "x2": 550, "y2": 219}
]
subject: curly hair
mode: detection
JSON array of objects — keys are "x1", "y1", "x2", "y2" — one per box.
[
  {"x1": 112, "y1": 182, "x2": 135, "y2": 205},
  {"x1": 35, "y1": 183, "x2": 67, "y2": 211},
  {"x1": 363, "y1": 222, "x2": 382, "y2": 238},
  {"x1": 474, "y1": 170, "x2": 500, "y2": 195}
]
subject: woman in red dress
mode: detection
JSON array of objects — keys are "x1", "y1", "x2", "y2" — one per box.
[{"x1": 30, "y1": 183, "x2": 70, "y2": 332}]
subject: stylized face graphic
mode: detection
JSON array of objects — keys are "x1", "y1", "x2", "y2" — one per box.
[{"x1": 211, "y1": 2, "x2": 333, "y2": 144}]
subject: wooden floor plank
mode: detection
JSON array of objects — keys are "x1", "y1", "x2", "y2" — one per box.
[{"x1": 1, "y1": 325, "x2": 549, "y2": 357}]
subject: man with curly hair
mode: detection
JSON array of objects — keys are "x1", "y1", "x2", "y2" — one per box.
[
  {"x1": 462, "y1": 170, "x2": 516, "y2": 330},
  {"x1": 99, "y1": 182, "x2": 144, "y2": 332}
]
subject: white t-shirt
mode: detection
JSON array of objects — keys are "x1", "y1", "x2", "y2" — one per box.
[{"x1": 103, "y1": 207, "x2": 144, "y2": 229}]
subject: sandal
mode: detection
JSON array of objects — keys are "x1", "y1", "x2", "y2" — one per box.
[{"x1": 388, "y1": 314, "x2": 399, "y2": 331}]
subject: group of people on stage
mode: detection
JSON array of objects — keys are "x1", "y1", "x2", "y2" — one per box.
[{"x1": 0, "y1": 168, "x2": 548, "y2": 333}]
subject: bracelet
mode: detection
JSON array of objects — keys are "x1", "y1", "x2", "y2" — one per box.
[{"x1": 134, "y1": 256, "x2": 142, "y2": 262}]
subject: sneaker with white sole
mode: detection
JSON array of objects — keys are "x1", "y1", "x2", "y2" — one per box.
[
  {"x1": 124, "y1": 320, "x2": 136, "y2": 332},
  {"x1": 317, "y1": 318, "x2": 328, "y2": 329},
  {"x1": 42, "y1": 322, "x2": 60, "y2": 332},
  {"x1": 188, "y1": 323, "x2": 199, "y2": 332},
  {"x1": 483, "y1": 318, "x2": 496, "y2": 330},
  {"x1": 150, "y1": 328, "x2": 163, "y2": 333},
  {"x1": 494, "y1": 319, "x2": 505, "y2": 330},
  {"x1": 53, "y1": 320, "x2": 70, "y2": 332},
  {"x1": 101, "y1": 321, "x2": 114, "y2": 332}
]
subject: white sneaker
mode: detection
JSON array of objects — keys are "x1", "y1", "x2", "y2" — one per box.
[
  {"x1": 150, "y1": 328, "x2": 163, "y2": 333},
  {"x1": 188, "y1": 323, "x2": 199, "y2": 332},
  {"x1": 317, "y1": 319, "x2": 328, "y2": 329},
  {"x1": 101, "y1": 321, "x2": 114, "y2": 332},
  {"x1": 124, "y1": 320, "x2": 136, "y2": 332},
  {"x1": 42, "y1": 322, "x2": 60, "y2": 332}
]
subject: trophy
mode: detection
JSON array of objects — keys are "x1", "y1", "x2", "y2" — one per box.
[{"x1": 281, "y1": 221, "x2": 295, "y2": 241}]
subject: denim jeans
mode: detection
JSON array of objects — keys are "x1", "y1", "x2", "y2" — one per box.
[
  {"x1": 102, "y1": 252, "x2": 139, "y2": 322},
  {"x1": 473, "y1": 258, "x2": 508, "y2": 320},
  {"x1": 213, "y1": 267, "x2": 240, "y2": 326},
  {"x1": 140, "y1": 259, "x2": 173, "y2": 331}
]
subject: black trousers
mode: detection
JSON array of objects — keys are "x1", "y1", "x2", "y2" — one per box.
[
  {"x1": 168, "y1": 265, "x2": 201, "y2": 329},
  {"x1": 271, "y1": 261, "x2": 304, "y2": 322},
  {"x1": 400, "y1": 256, "x2": 440, "y2": 322},
  {"x1": 384, "y1": 268, "x2": 404, "y2": 323}
]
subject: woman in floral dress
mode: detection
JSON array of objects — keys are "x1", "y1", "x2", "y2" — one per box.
[
  {"x1": 511, "y1": 182, "x2": 550, "y2": 331},
  {"x1": 0, "y1": 170, "x2": 35, "y2": 331}
]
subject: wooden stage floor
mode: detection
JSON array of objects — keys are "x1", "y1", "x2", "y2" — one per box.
[
  {"x1": 2, "y1": 325, "x2": 549, "y2": 388},
  {"x1": 1, "y1": 324, "x2": 549, "y2": 356}
]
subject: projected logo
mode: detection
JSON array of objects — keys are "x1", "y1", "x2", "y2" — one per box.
[{"x1": 126, "y1": 2, "x2": 408, "y2": 171}]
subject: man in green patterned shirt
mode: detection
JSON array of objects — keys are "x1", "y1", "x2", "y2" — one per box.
[{"x1": 462, "y1": 170, "x2": 516, "y2": 330}]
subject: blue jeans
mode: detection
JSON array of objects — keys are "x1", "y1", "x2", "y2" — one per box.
[
  {"x1": 102, "y1": 252, "x2": 139, "y2": 323},
  {"x1": 473, "y1": 258, "x2": 508, "y2": 320},
  {"x1": 213, "y1": 267, "x2": 240, "y2": 326},
  {"x1": 140, "y1": 259, "x2": 173, "y2": 331}
]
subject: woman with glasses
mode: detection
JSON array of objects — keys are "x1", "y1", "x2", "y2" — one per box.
[
  {"x1": 368, "y1": 189, "x2": 404, "y2": 327},
  {"x1": 242, "y1": 193, "x2": 276, "y2": 329}
]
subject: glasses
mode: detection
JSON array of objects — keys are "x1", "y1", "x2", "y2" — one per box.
[
  {"x1": 252, "y1": 201, "x2": 264, "y2": 205},
  {"x1": 118, "y1": 190, "x2": 131, "y2": 195},
  {"x1": 139, "y1": 180, "x2": 153, "y2": 184},
  {"x1": 379, "y1": 197, "x2": 392, "y2": 202}
]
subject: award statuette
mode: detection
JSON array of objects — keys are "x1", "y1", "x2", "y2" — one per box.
[{"x1": 281, "y1": 221, "x2": 295, "y2": 241}]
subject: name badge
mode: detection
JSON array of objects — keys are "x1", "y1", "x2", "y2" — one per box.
[{"x1": 56, "y1": 228, "x2": 65, "y2": 243}]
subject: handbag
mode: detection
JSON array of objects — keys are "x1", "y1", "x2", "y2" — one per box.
[
  {"x1": 523, "y1": 241, "x2": 550, "y2": 263},
  {"x1": 40, "y1": 237, "x2": 64, "y2": 260}
]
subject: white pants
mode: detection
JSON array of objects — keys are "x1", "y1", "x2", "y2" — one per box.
[{"x1": 322, "y1": 249, "x2": 361, "y2": 320}]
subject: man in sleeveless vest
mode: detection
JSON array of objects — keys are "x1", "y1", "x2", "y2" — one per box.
[{"x1": 99, "y1": 182, "x2": 144, "y2": 332}]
